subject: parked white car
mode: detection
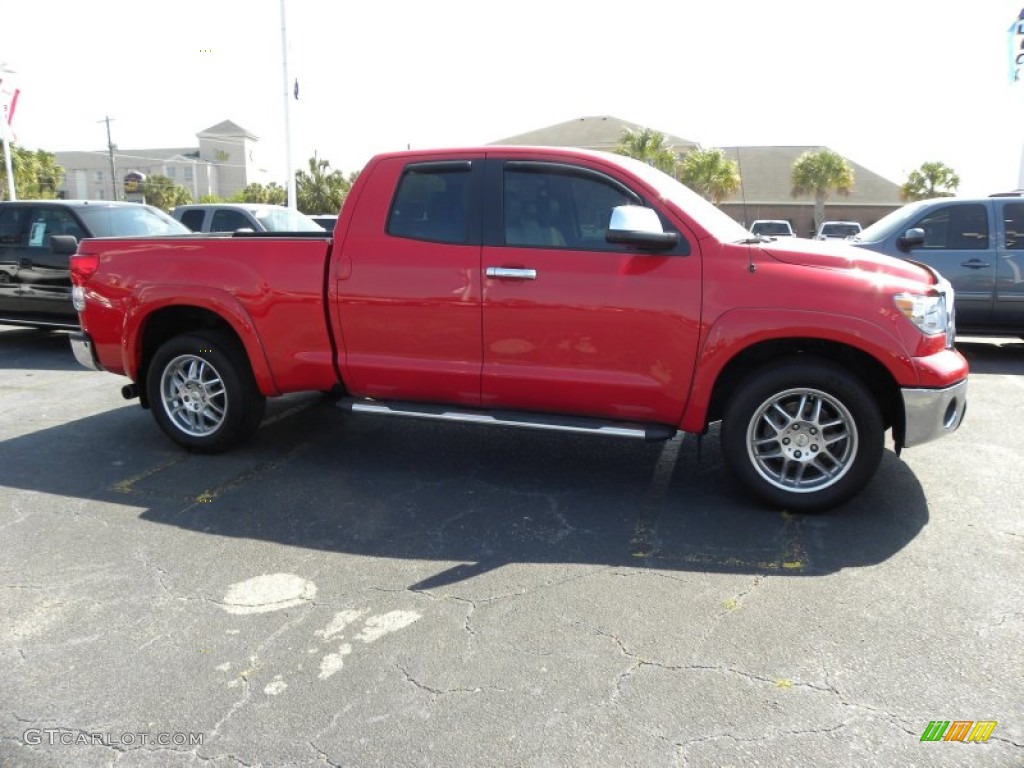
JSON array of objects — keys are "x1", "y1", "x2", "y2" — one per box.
[
  {"x1": 749, "y1": 219, "x2": 796, "y2": 238},
  {"x1": 815, "y1": 221, "x2": 862, "y2": 241},
  {"x1": 171, "y1": 204, "x2": 323, "y2": 233}
]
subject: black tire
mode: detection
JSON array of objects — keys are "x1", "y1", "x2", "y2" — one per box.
[
  {"x1": 145, "y1": 331, "x2": 266, "y2": 453},
  {"x1": 720, "y1": 359, "x2": 883, "y2": 513}
]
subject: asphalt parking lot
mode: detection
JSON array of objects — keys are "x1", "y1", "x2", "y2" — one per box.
[{"x1": 0, "y1": 325, "x2": 1021, "y2": 768}]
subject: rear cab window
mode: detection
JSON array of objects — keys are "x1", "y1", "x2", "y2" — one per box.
[{"x1": 387, "y1": 162, "x2": 473, "y2": 244}]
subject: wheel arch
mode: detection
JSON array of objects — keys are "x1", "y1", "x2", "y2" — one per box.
[
  {"x1": 703, "y1": 338, "x2": 904, "y2": 445},
  {"x1": 133, "y1": 304, "x2": 277, "y2": 408}
]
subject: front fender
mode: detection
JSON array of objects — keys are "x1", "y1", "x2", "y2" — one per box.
[
  {"x1": 680, "y1": 308, "x2": 914, "y2": 433},
  {"x1": 122, "y1": 285, "x2": 280, "y2": 396}
]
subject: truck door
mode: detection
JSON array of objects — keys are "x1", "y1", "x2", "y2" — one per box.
[
  {"x1": 902, "y1": 201, "x2": 995, "y2": 330},
  {"x1": 995, "y1": 200, "x2": 1024, "y2": 330},
  {"x1": 480, "y1": 159, "x2": 701, "y2": 425},
  {"x1": 14, "y1": 205, "x2": 86, "y2": 323},
  {"x1": 334, "y1": 157, "x2": 484, "y2": 405}
]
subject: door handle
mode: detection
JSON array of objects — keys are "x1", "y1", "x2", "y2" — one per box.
[
  {"x1": 18, "y1": 257, "x2": 32, "y2": 269},
  {"x1": 486, "y1": 267, "x2": 537, "y2": 280},
  {"x1": 960, "y1": 259, "x2": 990, "y2": 269}
]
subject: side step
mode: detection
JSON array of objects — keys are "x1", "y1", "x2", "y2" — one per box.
[{"x1": 337, "y1": 398, "x2": 676, "y2": 442}]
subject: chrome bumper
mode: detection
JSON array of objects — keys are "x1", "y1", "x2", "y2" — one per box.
[
  {"x1": 901, "y1": 378, "x2": 967, "y2": 449},
  {"x1": 69, "y1": 331, "x2": 101, "y2": 371}
]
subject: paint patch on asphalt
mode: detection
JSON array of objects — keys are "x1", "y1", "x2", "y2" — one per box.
[
  {"x1": 264, "y1": 676, "x2": 287, "y2": 695},
  {"x1": 355, "y1": 610, "x2": 421, "y2": 643},
  {"x1": 316, "y1": 609, "x2": 367, "y2": 641},
  {"x1": 221, "y1": 574, "x2": 317, "y2": 615},
  {"x1": 319, "y1": 643, "x2": 353, "y2": 679}
]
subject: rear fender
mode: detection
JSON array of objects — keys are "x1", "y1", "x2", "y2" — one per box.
[{"x1": 122, "y1": 286, "x2": 279, "y2": 396}]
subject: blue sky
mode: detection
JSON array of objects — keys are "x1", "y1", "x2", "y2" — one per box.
[{"x1": 3, "y1": 1, "x2": 1023, "y2": 195}]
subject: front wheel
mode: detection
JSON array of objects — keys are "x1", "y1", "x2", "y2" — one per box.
[
  {"x1": 721, "y1": 360, "x2": 883, "y2": 512},
  {"x1": 146, "y1": 331, "x2": 266, "y2": 453}
]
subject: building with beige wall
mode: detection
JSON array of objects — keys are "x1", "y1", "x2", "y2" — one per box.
[
  {"x1": 493, "y1": 116, "x2": 904, "y2": 234},
  {"x1": 55, "y1": 119, "x2": 268, "y2": 202}
]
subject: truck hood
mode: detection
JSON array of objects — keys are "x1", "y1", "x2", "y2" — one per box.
[{"x1": 760, "y1": 238, "x2": 931, "y2": 284}]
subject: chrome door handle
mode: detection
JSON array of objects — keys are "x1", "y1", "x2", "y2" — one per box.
[{"x1": 486, "y1": 267, "x2": 537, "y2": 280}]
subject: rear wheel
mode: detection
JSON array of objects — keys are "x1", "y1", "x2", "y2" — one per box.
[
  {"x1": 146, "y1": 331, "x2": 265, "y2": 453},
  {"x1": 721, "y1": 360, "x2": 883, "y2": 512}
]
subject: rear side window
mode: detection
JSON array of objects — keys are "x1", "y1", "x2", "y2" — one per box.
[
  {"x1": 0, "y1": 206, "x2": 30, "y2": 245},
  {"x1": 25, "y1": 207, "x2": 86, "y2": 246},
  {"x1": 913, "y1": 204, "x2": 989, "y2": 250},
  {"x1": 179, "y1": 209, "x2": 206, "y2": 231},
  {"x1": 388, "y1": 166, "x2": 470, "y2": 244}
]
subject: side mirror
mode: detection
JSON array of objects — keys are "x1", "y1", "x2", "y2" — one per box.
[
  {"x1": 898, "y1": 227, "x2": 925, "y2": 251},
  {"x1": 49, "y1": 234, "x2": 79, "y2": 255},
  {"x1": 606, "y1": 205, "x2": 678, "y2": 250}
]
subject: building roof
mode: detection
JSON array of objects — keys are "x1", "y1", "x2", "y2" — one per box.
[
  {"x1": 197, "y1": 120, "x2": 258, "y2": 140},
  {"x1": 491, "y1": 115, "x2": 698, "y2": 153},
  {"x1": 718, "y1": 146, "x2": 902, "y2": 206}
]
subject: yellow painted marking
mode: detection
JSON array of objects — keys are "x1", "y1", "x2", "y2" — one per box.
[
  {"x1": 775, "y1": 679, "x2": 793, "y2": 689},
  {"x1": 112, "y1": 456, "x2": 189, "y2": 494},
  {"x1": 723, "y1": 598, "x2": 740, "y2": 611}
]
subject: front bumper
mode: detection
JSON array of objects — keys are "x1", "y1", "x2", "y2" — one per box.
[
  {"x1": 901, "y1": 378, "x2": 967, "y2": 449},
  {"x1": 69, "y1": 331, "x2": 101, "y2": 372}
]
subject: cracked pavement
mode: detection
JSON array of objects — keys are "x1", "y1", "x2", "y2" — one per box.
[{"x1": 0, "y1": 327, "x2": 1022, "y2": 767}]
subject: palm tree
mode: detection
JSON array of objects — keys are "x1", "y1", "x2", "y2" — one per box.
[
  {"x1": 677, "y1": 148, "x2": 741, "y2": 204},
  {"x1": 295, "y1": 154, "x2": 351, "y2": 214},
  {"x1": 901, "y1": 161, "x2": 960, "y2": 201},
  {"x1": 791, "y1": 149, "x2": 855, "y2": 231},
  {"x1": 614, "y1": 128, "x2": 680, "y2": 176}
]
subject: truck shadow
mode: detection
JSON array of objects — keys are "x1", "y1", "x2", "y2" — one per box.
[
  {"x1": 957, "y1": 338, "x2": 1024, "y2": 375},
  {"x1": 0, "y1": 394, "x2": 930, "y2": 587}
]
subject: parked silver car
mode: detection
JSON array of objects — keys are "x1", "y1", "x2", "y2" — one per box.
[
  {"x1": 171, "y1": 204, "x2": 323, "y2": 233},
  {"x1": 850, "y1": 194, "x2": 1024, "y2": 337}
]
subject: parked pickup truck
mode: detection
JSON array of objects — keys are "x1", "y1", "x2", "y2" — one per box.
[
  {"x1": 68, "y1": 147, "x2": 968, "y2": 511},
  {"x1": 0, "y1": 200, "x2": 188, "y2": 329},
  {"x1": 850, "y1": 195, "x2": 1024, "y2": 337}
]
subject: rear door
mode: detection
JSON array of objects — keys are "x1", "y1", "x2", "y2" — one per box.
[
  {"x1": 334, "y1": 156, "x2": 485, "y2": 405},
  {"x1": 900, "y1": 201, "x2": 996, "y2": 330},
  {"x1": 995, "y1": 199, "x2": 1024, "y2": 331},
  {"x1": 479, "y1": 157, "x2": 701, "y2": 425}
]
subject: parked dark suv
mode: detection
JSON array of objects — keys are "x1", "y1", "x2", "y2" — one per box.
[
  {"x1": 850, "y1": 195, "x2": 1024, "y2": 337},
  {"x1": 0, "y1": 200, "x2": 187, "y2": 329}
]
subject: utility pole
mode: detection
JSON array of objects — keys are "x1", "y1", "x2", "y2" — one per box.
[
  {"x1": 1, "y1": 61, "x2": 17, "y2": 201},
  {"x1": 101, "y1": 116, "x2": 119, "y2": 201}
]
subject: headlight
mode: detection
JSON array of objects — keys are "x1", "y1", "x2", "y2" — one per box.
[{"x1": 893, "y1": 293, "x2": 947, "y2": 336}]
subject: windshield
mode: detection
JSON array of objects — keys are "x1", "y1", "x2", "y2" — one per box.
[
  {"x1": 77, "y1": 205, "x2": 189, "y2": 237},
  {"x1": 609, "y1": 154, "x2": 752, "y2": 243},
  {"x1": 253, "y1": 208, "x2": 323, "y2": 232},
  {"x1": 855, "y1": 201, "x2": 930, "y2": 243}
]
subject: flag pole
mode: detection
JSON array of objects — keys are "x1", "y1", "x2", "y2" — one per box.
[
  {"x1": 0, "y1": 64, "x2": 16, "y2": 201},
  {"x1": 280, "y1": 0, "x2": 296, "y2": 210}
]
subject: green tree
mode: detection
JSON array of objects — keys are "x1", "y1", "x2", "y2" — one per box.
[
  {"x1": 901, "y1": 161, "x2": 960, "y2": 201},
  {"x1": 677, "y1": 148, "x2": 741, "y2": 204},
  {"x1": 229, "y1": 182, "x2": 286, "y2": 204},
  {"x1": 614, "y1": 128, "x2": 680, "y2": 176},
  {"x1": 0, "y1": 145, "x2": 65, "y2": 200},
  {"x1": 141, "y1": 174, "x2": 192, "y2": 211},
  {"x1": 791, "y1": 149, "x2": 855, "y2": 230},
  {"x1": 295, "y1": 154, "x2": 352, "y2": 214}
]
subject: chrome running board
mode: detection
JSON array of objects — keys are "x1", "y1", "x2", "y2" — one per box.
[{"x1": 338, "y1": 398, "x2": 675, "y2": 442}]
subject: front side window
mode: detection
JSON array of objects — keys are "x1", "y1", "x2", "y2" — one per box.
[
  {"x1": 26, "y1": 207, "x2": 87, "y2": 246},
  {"x1": 210, "y1": 209, "x2": 254, "y2": 232},
  {"x1": 503, "y1": 167, "x2": 636, "y2": 250},
  {"x1": 913, "y1": 204, "x2": 989, "y2": 250},
  {"x1": 388, "y1": 166, "x2": 470, "y2": 244},
  {"x1": 1003, "y1": 203, "x2": 1024, "y2": 250}
]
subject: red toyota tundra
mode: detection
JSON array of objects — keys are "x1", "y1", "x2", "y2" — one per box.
[{"x1": 68, "y1": 147, "x2": 968, "y2": 511}]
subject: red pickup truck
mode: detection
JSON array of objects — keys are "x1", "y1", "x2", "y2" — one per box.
[{"x1": 68, "y1": 147, "x2": 968, "y2": 511}]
